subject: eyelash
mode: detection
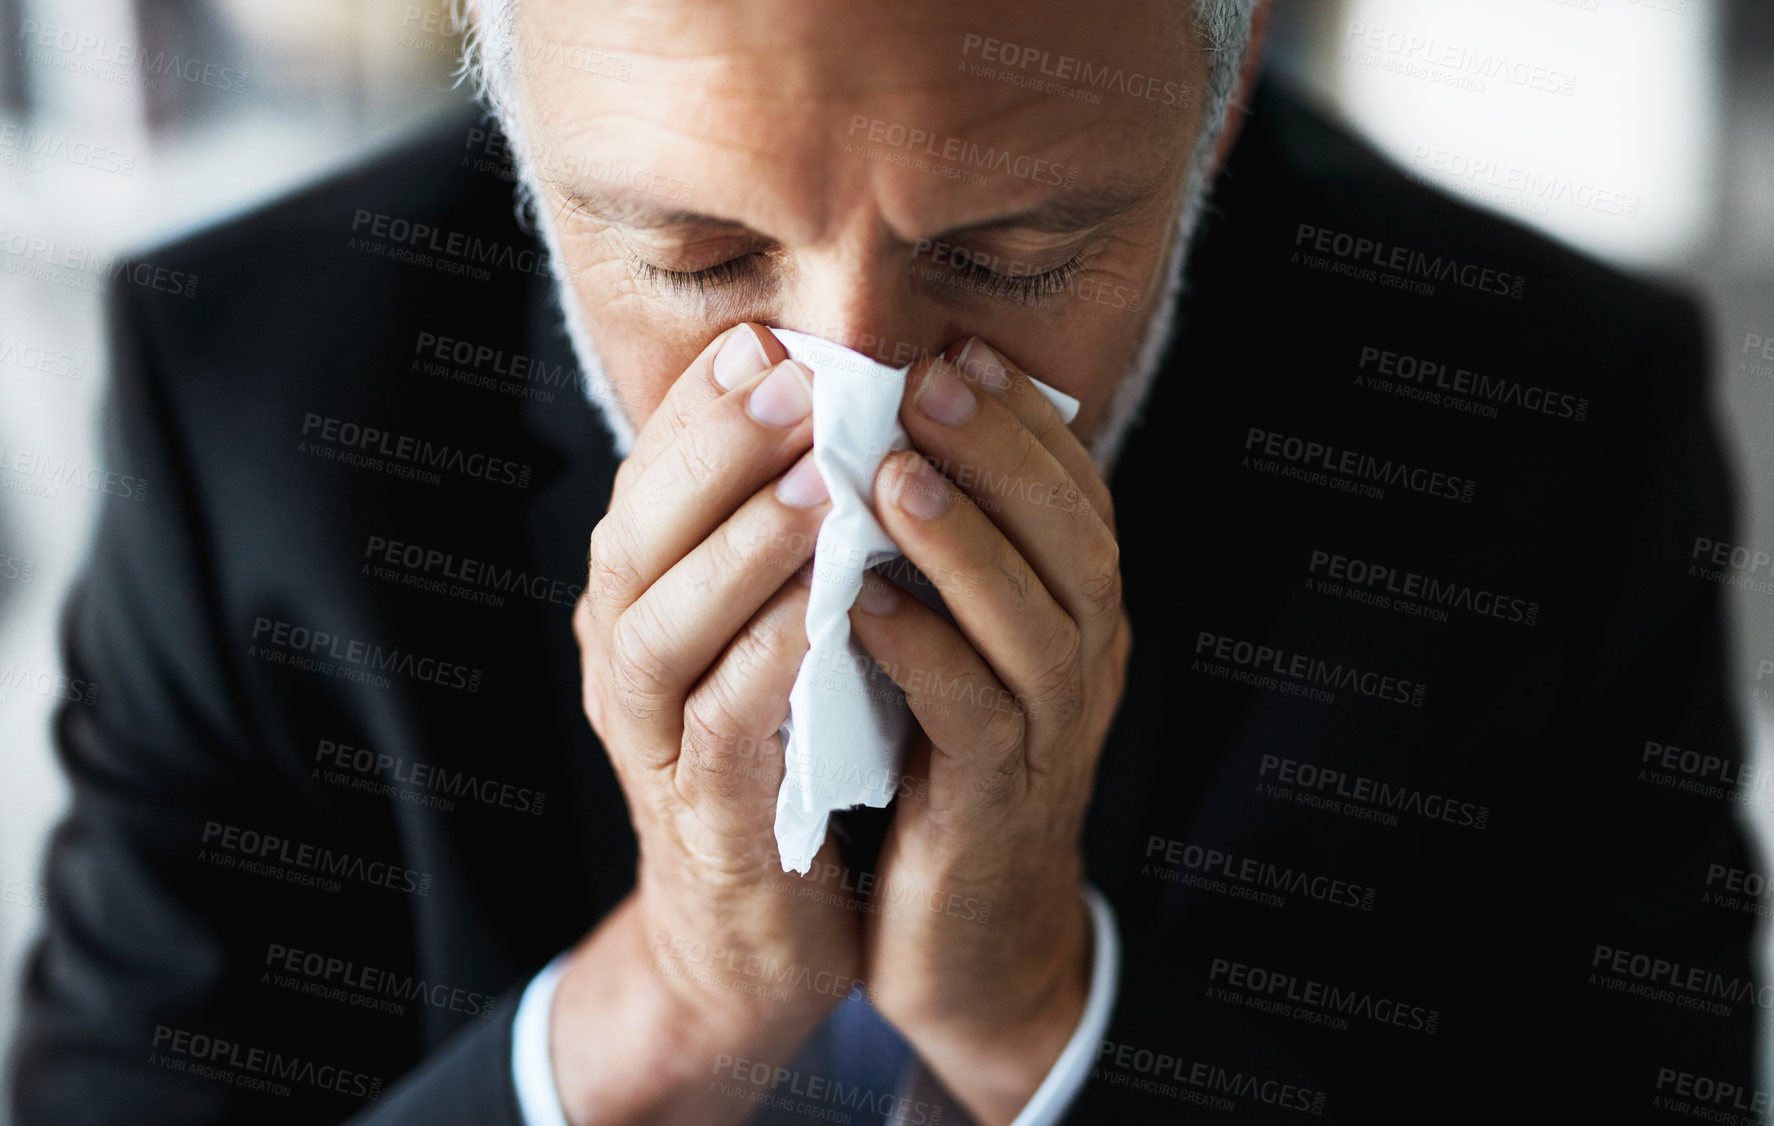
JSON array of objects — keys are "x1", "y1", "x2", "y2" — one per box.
[
  {"x1": 629, "y1": 256, "x2": 757, "y2": 294},
  {"x1": 935, "y1": 250, "x2": 1086, "y2": 303},
  {"x1": 628, "y1": 249, "x2": 1088, "y2": 305}
]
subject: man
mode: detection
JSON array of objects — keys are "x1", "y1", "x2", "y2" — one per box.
[{"x1": 9, "y1": 0, "x2": 1759, "y2": 1123}]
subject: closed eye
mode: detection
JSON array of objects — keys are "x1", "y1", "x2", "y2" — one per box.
[{"x1": 627, "y1": 248, "x2": 1089, "y2": 305}]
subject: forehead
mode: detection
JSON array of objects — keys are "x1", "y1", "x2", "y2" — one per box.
[{"x1": 508, "y1": 0, "x2": 1205, "y2": 240}]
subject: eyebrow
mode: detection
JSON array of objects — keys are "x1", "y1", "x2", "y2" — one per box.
[{"x1": 558, "y1": 179, "x2": 1158, "y2": 241}]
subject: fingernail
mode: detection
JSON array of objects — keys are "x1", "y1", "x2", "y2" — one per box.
[
  {"x1": 916, "y1": 359, "x2": 976, "y2": 425},
  {"x1": 776, "y1": 451, "x2": 829, "y2": 508},
  {"x1": 749, "y1": 361, "x2": 813, "y2": 427},
  {"x1": 955, "y1": 337, "x2": 1011, "y2": 393},
  {"x1": 714, "y1": 325, "x2": 771, "y2": 390},
  {"x1": 854, "y1": 574, "x2": 900, "y2": 615},
  {"x1": 894, "y1": 454, "x2": 950, "y2": 519}
]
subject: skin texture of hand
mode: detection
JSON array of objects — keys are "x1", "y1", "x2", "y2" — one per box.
[
  {"x1": 846, "y1": 336, "x2": 1132, "y2": 1126},
  {"x1": 552, "y1": 323, "x2": 866, "y2": 1126}
]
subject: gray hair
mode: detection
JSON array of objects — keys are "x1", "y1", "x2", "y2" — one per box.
[{"x1": 449, "y1": 0, "x2": 1261, "y2": 469}]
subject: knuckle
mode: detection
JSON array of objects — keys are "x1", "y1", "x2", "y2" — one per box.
[
  {"x1": 679, "y1": 690, "x2": 776, "y2": 804},
  {"x1": 1092, "y1": 489, "x2": 1118, "y2": 535},
  {"x1": 1006, "y1": 427, "x2": 1048, "y2": 488},
  {"x1": 1032, "y1": 622, "x2": 1081, "y2": 694},
  {"x1": 995, "y1": 551, "x2": 1033, "y2": 609},
  {"x1": 585, "y1": 518, "x2": 642, "y2": 607},
  {"x1": 700, "y1": 521, "x2": 753, "y2": 590},
  {"x1": 612, "y1": 455, "x2": 638, "y2": 498},
  {"x1": 1027, "y1": 625, "x2": 1083, "y2": 722},
  {"x1": 609, "y1": 608, "x2": 680, "y2": 715},
  {"x1": 974, "y1": 709, "x2": 1028, "y2": 802},
  {"x1": 1081, "y1": 540, "x2": 1124, "y2": 618},
  {"x1": 673, "y1": 414, "x2": 736, "y2": 491},
  {"x1": 680, "y1": 692, "x2": 747, "y2": 770}
]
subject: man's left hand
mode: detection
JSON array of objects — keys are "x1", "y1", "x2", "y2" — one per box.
[{"x1": 845, "y1": 336, "x2": 1132, "y2": 1126}]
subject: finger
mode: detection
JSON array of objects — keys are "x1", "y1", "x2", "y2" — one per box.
[
  {"x1": 872, "y1": 448, "x2": 1083, "y2": 716},
  {"x1": 585, "y1": 358, "x2": 814, "y2": 621},
  {"x1": 894, "y1": 357, "x2": 1123, "y2": 647},
  {"x1": 609, "y1": 450, "x2": 829, "y2": 727},
  {"x1": 676, "y1": 577, "x2": 814, "y2": 836},
  {"x1": 616, "y1": 323, "x2": 791, "y2": 496},
  {"x1": 844, "y1": 574, "x2": 1030, "y2": 821},
  {"x1": 941, "y1": 336, "x2": 1114, "y2": 533}
]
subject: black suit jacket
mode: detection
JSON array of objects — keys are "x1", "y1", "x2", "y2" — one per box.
[{"x1": 10, "y1": 74, "x2": 1760, "y2": 1124}]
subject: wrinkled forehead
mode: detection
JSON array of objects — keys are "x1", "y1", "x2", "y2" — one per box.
[{"x1": 495, "y1": 0, "x2": 1205, "y2": 230}]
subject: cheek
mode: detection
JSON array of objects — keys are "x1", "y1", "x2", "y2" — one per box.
[
  {"x1": 964, "y1": 270, "x2": 1152, "y2": 409},
  {"x1": 567, "y1": 270, "x2": 715, "y2": 428},
  {"x1": 554, "y1": 223, "x2": 739, "y2": 423}
]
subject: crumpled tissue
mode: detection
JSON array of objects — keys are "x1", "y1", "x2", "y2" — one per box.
[{"x1": 769, "y1": 328, "x2": 1080, "y2": 874}]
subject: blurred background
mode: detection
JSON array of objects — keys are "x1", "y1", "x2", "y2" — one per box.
[{"x1": 0, "y1": 0, "x2": 1770, "y2": 1111}]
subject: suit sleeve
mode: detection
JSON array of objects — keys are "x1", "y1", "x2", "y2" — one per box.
[{"x1": 6, "y1": 283, "x2": 530, "y2": 1126}]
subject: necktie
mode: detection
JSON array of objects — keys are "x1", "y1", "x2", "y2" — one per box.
[{"x1": 744, "y1": 987, "x2": 917, "y2": 1126}]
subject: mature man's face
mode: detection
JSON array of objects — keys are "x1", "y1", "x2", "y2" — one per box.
[{"x1": 499, "y1": 0, "x2": 1210, "y2": 448}]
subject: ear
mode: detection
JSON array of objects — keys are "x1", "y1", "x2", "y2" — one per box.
[{"x1": 1210, "y1": 0, "x2": 1274, "y2": 171}]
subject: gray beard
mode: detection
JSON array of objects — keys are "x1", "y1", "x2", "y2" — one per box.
[{"x1": 525, "y1": 166, "x2": 1209, "y2": 479}]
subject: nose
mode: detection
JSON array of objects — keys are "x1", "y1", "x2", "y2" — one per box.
[{"x1": 771, "y1": 230, "x2": 956, "y2": 369}]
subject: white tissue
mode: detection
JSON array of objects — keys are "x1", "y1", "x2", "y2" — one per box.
[{"x1": 769, "y1": 329, "x2": 1080, "y2": 875}]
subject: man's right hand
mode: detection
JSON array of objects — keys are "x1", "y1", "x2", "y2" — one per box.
[{"x1": 553, "y1": 324, "x2": 861, "y2": 1125}]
